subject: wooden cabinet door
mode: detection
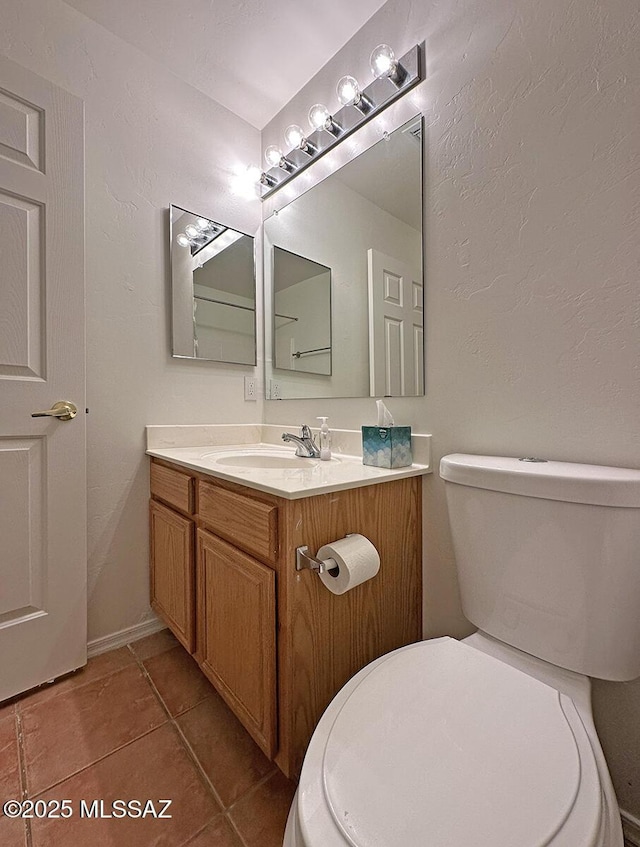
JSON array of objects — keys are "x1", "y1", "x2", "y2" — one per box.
[
  {"x1": 149, "y1": 500, "x2": 195, "y2": 652},
  {"x1": 197, "y1": 529, "x2": 277, "y2": 757}
]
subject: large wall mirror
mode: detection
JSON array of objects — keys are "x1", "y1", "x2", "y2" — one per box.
[
  {"x1": 171, "y1": 205, "x2": 256, "y2": 365},
  {"x1": 263, "y1": 114, "x2": 423, "y2": 399}
]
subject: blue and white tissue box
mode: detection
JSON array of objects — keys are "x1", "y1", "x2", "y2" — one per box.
[{"x1": 362, "y1": 426, "x2": 412, "y2": 469}]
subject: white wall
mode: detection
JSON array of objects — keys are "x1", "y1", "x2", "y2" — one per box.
[
  {"x1": 0, "y1": 0, "x2": 262, "y2": 642},
  {"x1": 261, "y1": 0, "x2": 640, "y2": 819}
]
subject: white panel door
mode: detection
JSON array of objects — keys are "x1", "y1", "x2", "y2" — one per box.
[
  {"x1": 0, "y1": 56, "x2": 86, "y2": 700},
  {"x1": 367, "y1": 249, "x2": 423, "y2": 397}
]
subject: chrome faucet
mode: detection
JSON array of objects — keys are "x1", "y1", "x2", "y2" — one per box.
[{"x1": 282, "y1": 425, "x2": 321, "y2": 458}]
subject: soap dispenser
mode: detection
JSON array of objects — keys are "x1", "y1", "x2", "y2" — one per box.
[{"x1": 316, "y1": 417, "x2": 332, "y2": 461}]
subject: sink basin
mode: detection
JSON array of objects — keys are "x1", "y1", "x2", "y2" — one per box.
[
  {"x1": 201, "y1": 447, "x2": 340, "y2": 470},
  {"x1": 214, "y1": 452, "x2": 316, "y2": 469}
]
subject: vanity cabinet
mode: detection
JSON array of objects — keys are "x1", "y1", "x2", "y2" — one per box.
[{"x1": 149, "y1": 456, "x2": 422, "y2": 777}]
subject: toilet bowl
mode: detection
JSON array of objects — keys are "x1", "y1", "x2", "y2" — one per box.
[
  {"x1": 283, "y1": 634, "x2": 622, "y2": 847},
  {"x1": 283, "y1": 454, "x2": 640, "y2": 847}
]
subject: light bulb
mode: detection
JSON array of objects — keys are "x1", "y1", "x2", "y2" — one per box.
[
  {"x1": 176, "y1": 234, "x2": 190, "y2": 247},
  {"x1": 336, "y1": 75, "x2": 360, "y2": 106},
  {"x1": 196, "y1": 217, "x2": 211, "y2": 231},
  {"x1": 185, "y1": 224, "x2": 200, "y2": 239},
  {"x1": 264, "y1": 145, "x2": 283, "y2": 168},
  {"x1": 308, "y1": 103, "x2": 331, "y2": 131},
  {"x1": 284, "y1": 124, "x2": 306, "y2": 149},
  {"x1": 245, "y1": 165, "x2": 263, "y2": 184},
  {"x1": 370, "y1": 44, "x2": 396, "y2": 78}
]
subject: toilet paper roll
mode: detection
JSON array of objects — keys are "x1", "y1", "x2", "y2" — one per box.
[{"x1": 316, "y1": 534, "x2": 380, "y2": 595}]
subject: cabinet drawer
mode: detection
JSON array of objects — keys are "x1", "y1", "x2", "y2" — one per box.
[
  {"x1": 150, "y1": 461, "x2": 194, "y2": 515},
  {"x1": 198, "y1": 480, "x2": 278, "y2": 565}
]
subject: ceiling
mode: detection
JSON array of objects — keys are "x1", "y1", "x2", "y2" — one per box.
[{"x1": 62, "y1": 0, "x2": 387, "y2": 129}]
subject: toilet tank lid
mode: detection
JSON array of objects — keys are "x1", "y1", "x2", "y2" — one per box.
[{"x1": 440, "y1": 453, "x2": 640, "y2": 507}]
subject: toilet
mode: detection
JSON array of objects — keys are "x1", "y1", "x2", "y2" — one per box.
[{"x1": 284, "y1": 453, "x2": 640, "y2": 847}]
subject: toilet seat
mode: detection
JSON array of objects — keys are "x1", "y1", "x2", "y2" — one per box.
[{"x1": 295, "y1": 638, "x2": 604, "y2": 847}]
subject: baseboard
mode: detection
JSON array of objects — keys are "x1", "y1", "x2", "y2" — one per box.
[
  {"x1": 87, "y1": 618, "x2": 167, "y2": 658},
  {"x1": 622, "y1": 808, "x2": 640, "y2": 846}
]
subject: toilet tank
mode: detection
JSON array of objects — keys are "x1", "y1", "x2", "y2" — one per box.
[{"x1": 440, "y1": 454, "x2": 640, "y2": 681}]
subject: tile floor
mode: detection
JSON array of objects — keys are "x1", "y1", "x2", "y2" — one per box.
[
  {"x1": 2, "y1": 632, "x2": 635, "y2": 847},
  {"x1": 0, "y1": 629, "x2": 296, "y2": 847}
]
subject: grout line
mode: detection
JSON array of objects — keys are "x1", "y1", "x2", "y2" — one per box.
[
  {"x1": 14, "y1": 707, "x2": 33, "y2": 847},
  {"x1": 224, "y1": 809, "x2": 251, "y2": 847},
  {"x1": 225, "y1": 767, "x2": 279, "y2": 815},
  {"x1": 130, "y1": 651, "x2": 176, "y2": 724},
  {"x1": 170, "y1": 714, "x2": 227, "y2": 811},
  {"x1": 14, "y1": 706, "x2": 28, "y2": 800}
]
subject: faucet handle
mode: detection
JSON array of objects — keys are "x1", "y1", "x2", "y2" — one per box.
[{"x1": 301, "y1": 424, "x2": 312, "y2": 438}]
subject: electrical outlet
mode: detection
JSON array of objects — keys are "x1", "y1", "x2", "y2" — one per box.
[
  {"x1": 270, "y1": 379, "x2": 282, "y2": 400},
  {"x1": 244, "y1": 376, "x2": 257, "y2": 401}
]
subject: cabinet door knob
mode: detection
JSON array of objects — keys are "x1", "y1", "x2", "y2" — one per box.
[{"x1": 31, "y1": 401, "x2": 78, "y2": 421}]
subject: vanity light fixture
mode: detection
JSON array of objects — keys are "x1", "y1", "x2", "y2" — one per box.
[{"x1": 256, "y1": 41, "x2": 424, "y2": 199}]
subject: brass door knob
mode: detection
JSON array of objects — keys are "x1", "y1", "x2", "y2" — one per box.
[{"x1": 31, "y1": 401, "x2": 78, "y2": 421}]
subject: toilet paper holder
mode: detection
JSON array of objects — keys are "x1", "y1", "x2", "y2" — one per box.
[
  {"x1": 296, "y1": 546, "x2": 328, "y2": 573},
  {"x1": 296, "y1": 535, "x2": 356, "y2": 573}
]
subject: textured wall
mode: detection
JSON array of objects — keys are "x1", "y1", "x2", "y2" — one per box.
[
  {"x1": 262, "y1": 0, "x2": 640, "y2": 818},
  {"x1": 0, "y1": 0, "x2": 262, "y2": 641}
]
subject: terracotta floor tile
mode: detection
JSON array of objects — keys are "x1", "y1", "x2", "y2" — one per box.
[
  {"x1": 130, "y1": 629, "x2": 179, "y2": 661},
  {"x1": 144, "y1": 647, "x2": 213, "y2": 717},
  {"x1": 183, "y1": 815, "x2": 243, "y2": 847},
  {"x1": 0, "y1": 713, "x2": 27, "y2": 847},
  {"x1": 0, "y1": 712, "x2": 21, "y2": 800},
  {"x1": 0, "y1": 699, "x2": 16, "y2": 719},
  {"x1": 31, "y1": 724, "x2": 220, "y2": 847},
  {"x1": 0, "y1": 817, "x2": 27, "y2": 847},
  {"x1": 229, "y1": 770, "x2": 296, "y2": 847},
  {"x1": 176, "y1": 693, "x2": 273, "y2": 808},
  {"x1": 22, "y1": 664, "x2": 167, "y2": 795},
  {"x1": 16, "y1": 647, "x2": 136, "y2": 710}
]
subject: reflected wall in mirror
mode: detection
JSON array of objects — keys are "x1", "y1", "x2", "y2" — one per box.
[
  {"x1": 273, "y1": 247, "x2": 331, "y2": 376},
  {"x1": 264, "y1": 114, "x2": 423, "y2": 399},
  {"x1": 171, "y1": 205, "x2": 256, "y2": 365}
]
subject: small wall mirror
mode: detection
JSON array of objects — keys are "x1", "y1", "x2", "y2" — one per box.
[
  {"x1": 263, "y1": 114, "x2": 423, "y2": 399},
  {"x1": 273, "y1": 246, "x2": 332, "y2": 375},
  {"x1": 170, "y1": 205, "x2": 256, "y2": 365}
]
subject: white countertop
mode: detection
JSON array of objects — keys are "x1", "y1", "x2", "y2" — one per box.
[{"x1": 146, "y1": 427, "x2": 431, "y2": 499}]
